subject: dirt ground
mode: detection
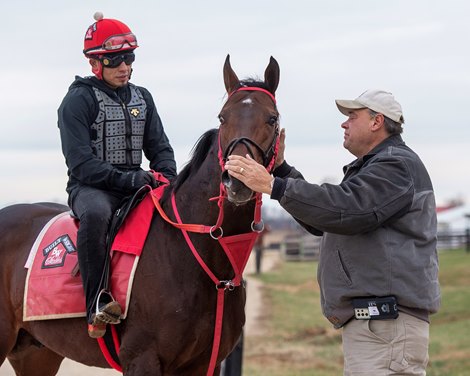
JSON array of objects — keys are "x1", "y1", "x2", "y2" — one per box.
[{"x1": 0, "y1": 251, "x2": 279, "y2": 375}]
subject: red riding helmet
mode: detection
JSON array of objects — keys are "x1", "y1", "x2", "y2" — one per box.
[{"x1": 83, "y1": 12, "x2": 139, "y2": 57}]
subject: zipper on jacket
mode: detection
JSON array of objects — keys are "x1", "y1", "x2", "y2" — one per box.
[{"x1": 120, "y1": 100, "x2": 133, "y2": 167}]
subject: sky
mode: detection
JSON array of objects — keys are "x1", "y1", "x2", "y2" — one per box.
[{"x1": 1, "y1": 1, "x2": 469, "y2": 213}]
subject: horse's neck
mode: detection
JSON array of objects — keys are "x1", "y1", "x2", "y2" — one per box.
[{"x1": 155, "y1": 145, "x2": 256, "y2": 281}]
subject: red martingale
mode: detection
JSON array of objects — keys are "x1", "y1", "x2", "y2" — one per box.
[{"x1": 151, "y1": 187, "x2": 262, "y2": 376}]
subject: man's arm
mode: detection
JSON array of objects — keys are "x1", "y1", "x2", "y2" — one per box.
[
  {"x1": 139, "y1": 87, "x2": 177, "y2": 179},
  {"x1": 58, "y1": 86, "x2": 150, "y2": 192}
]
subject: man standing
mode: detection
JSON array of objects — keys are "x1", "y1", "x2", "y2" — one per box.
[
  {"x1": 225, "y1": 89, "x2": 440, "y2": 375},
  {"x1": 58, "y1": 12, "x2": 177, "y2": 338}
]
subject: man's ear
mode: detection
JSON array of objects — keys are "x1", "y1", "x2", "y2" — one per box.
[
  {"x1": 89, "y1": 58, "x2": 99, "y2": 69},
  {"x1": 89, "y1": 58, "x2": 102, "y2": 79},
  {"x1": 371, "y1": 113, "x2": 385, "y2": 131}
]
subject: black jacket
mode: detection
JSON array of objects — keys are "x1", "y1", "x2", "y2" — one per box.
[
  {"x1": 58, "y1": 76, "x2": 177, "y2": 195},
  {"x1": 271, "y1": 135, "x2": 440, "y2": 328}
]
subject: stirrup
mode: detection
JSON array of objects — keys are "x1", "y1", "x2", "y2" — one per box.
[{"x1": 94, "y1": 290, "x2": 122, "y2": 325}]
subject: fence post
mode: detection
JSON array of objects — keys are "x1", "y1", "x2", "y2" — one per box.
[
  {"x1": 221, "y1": 332, "x2": 244, "y2": 376},
  {"x1": 255, "y1": 245, "x2": 262, "y2": 274},
  {"x1": 466, "y1": 228, "x2": 470, "y2": 253},
  {"x1": 465, "y1": 214, "x2": 470, "y2": 253}
]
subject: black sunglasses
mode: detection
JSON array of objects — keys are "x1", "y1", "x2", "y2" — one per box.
[{"x1": 100, "y1": 52, "x2": 135, "y2": 68}]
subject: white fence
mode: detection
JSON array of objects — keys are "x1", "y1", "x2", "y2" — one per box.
[{"x1": 281, "y1": 234, "x2": 321, "y2": 261}]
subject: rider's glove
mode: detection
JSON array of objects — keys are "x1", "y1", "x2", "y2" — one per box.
[{"x1": 126, "y1": 171, "x2": 157, "y2": 191}]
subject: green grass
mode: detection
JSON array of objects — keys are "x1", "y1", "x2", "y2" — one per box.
[
  {"x1": 427, "y1": 249, "x2": 470, "y2": 376},
  {"x1": 243, "y1": 249, "x2": 470, "y2": 376}
]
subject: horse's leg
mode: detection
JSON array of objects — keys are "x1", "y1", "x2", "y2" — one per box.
[
  {"x1": 7, "y1": 346, "x2": 64, "y2": 376},
  {"x1": 120, "y1": 347, "x2": 220, "y2": 376},
  {"x1": 5, "y1": 329, "x2": 63, "y2": 376},
  {"x1": 120, "y1": 346, "x2": 163, "y2": 376},
  {"x1": 0, "y1": 329, "x2": 16, "y2": 368},
  {"x1": 0, "y1": 299, "x2": 18, "y2": 368}
]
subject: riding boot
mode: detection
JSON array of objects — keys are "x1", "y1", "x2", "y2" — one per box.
[
  {"x1": 70, "y1": 187, "x2": 125, "y2": 324},
  {"x1": 76, "y1": 223, "x2": 108, "y2": 323}
]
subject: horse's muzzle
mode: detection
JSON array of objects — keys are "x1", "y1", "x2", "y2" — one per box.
[{"x1": 221, "y1": 171, "x2": 253, "y2": 205}]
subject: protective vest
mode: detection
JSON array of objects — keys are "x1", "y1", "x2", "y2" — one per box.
[{"x1": 90, "y1": 84, "x2": 146, "y2": 167}]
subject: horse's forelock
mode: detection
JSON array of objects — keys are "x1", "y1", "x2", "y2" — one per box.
[
  {"x1": 171, "y1": 128, "x2": 219, "y2": 193},
  {"x1": 238, "y1": 78, "x2": 270, "y2": 91}
]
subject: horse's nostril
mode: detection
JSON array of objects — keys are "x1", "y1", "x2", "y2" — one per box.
[{"x1": 221, "y1": 171, "x2": 231, "y2": 186}]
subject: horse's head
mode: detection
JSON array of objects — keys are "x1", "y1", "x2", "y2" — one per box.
[{"x1": 219, "y1": 55, "x2": 280, "y2": 205}]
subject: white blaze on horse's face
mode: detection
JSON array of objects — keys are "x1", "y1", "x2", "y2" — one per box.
[{"x1": 242, "y1": 98, "x2": 253, "y2": 105}]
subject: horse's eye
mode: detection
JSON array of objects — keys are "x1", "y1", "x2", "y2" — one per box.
[
  {"x1": 218, "y1": 115, "x2": 225, "y2": 124},
  {"x1": 268, "y1": 115, "x2": 278, "y2": 126}
]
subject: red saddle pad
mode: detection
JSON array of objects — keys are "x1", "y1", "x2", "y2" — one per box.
[{"x1": 23, "y1": 190, "x2": 159, "y2": 321}]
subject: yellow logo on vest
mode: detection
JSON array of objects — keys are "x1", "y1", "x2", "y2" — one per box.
[{"x1": 130, "y1": 108, "x2": 140, "y2": 117}]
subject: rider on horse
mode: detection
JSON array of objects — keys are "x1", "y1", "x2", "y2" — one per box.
[{"x1": 57, "y1": 12, "x2": 177, "y2": 338}]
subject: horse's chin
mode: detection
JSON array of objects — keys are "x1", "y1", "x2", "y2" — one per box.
[{"x1": 226, "y1": 191, "x2": 253, "y2": 206}]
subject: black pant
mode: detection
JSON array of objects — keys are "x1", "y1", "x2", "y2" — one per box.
[{"x1": 70, "y1": 186, "x2": 127, "y2": 323}]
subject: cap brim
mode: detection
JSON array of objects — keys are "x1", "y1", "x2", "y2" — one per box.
[{"x1": 335, "y1": 99, "x2": 366, "y2": 117}]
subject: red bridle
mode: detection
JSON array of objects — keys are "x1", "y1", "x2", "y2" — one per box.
[
  {"x1": 229, "y1": 86, "x2": 276, "y2": 104},
  {"x1": 222, "y1": 86, "x2": 279, "y2": 172}
]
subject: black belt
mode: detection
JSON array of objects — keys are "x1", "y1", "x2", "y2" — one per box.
[{"x1": 353, "y1": 296, "x2": 398, "y2": 320}]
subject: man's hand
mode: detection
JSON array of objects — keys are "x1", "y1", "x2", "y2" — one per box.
[
  {"x1": 274, "y1": 128, "x2": 286, "y2": 169},
  {"x1": 225, "y1": 155, "x2": 274, "y2": 195},
  {"x1": 128, "y1": 170, "x2": 157, "y2": 191}
]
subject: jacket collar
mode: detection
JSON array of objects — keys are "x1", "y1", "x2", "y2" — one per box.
[
  {"x1": 343, "y1": 135, "x2": 405, "y2": 173},
  {"x1": 72, "y1": 75, "x2": 131, "y2": 102}
]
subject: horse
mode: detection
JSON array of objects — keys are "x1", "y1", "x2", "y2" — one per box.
[{"x1": 0, "y1": 54, "x2": 280, "y2": 376}]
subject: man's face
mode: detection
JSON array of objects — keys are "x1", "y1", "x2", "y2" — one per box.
[
  {"x1": 340, "y1": 108, "x2": 376, "y2": 158},
  {"x1": 102, "y1": 60, "x2": 132, "y2": 89}
]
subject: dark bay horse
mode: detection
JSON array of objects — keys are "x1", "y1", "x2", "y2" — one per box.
[{"x1": 0, "y1": 55, "x2": 280, "y2": 376}]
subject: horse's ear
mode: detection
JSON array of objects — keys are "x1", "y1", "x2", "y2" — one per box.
[
  {"x1": 223, "y1": 54, "x2": 240, "y2": 94},
  {"x1": 264, "y1": 56, "x2": 280, "y2": 95}
]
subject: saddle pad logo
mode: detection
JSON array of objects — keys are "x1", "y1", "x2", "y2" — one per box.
[{"x1": 42, "y1": 234, "x2": 76, "y2": 269}]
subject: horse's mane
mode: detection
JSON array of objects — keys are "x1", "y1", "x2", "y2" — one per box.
[{"x1": 172, "y1": 128, "x2": 219, "y2": 193}]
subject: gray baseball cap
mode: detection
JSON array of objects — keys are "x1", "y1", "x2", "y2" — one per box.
[{"x1": 335, "y1": 89, "x2": 405, "y2": 124}]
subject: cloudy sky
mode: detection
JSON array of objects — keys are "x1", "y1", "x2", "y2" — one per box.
[{"x1": 1, "y1": 1, "x2": 469, "y2": 210}]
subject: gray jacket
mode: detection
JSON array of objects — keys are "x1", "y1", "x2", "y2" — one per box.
[{"x1": 271, "y1": 135, "x2": 440, "y2": 328}]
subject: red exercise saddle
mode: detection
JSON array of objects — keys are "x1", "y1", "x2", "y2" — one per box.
[{"x1": 23, "y1": 181, "x2": 168, "y2": 321}]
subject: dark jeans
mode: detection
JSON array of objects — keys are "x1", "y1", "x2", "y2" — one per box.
[{"x1": 69, "y1": 186, "x2": 127, "y2": 323}]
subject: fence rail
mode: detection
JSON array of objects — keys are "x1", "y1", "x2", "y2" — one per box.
[
  {"x1": 437, "y1": 230, "x2": 470, "y2": 251},
  {"x1": 277, "y1": 230, "x2": 470, "y2": 257},
  {"x1": 281, "y1": 234, "x2": 320, "y2": 261}
]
